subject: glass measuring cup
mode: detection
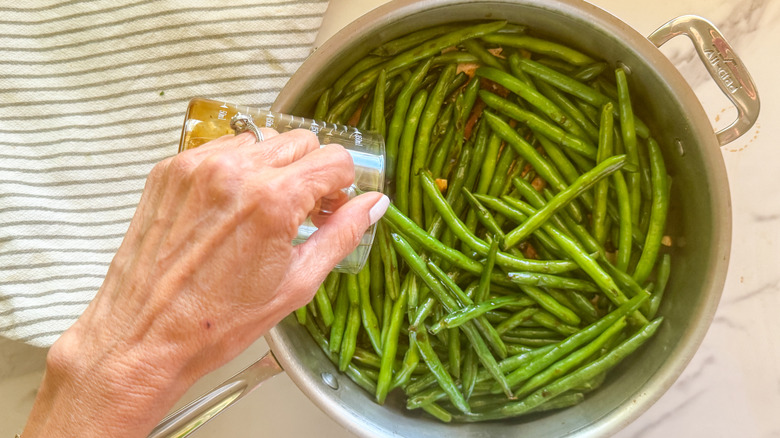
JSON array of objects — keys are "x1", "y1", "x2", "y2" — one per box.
[{"x1": 179, "y1": 98, "x2": 385, "y2": 274}]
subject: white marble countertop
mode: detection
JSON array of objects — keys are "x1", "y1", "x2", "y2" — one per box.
[{"x1": 2, "y1": 0, "x2": 778, "y2": 436}]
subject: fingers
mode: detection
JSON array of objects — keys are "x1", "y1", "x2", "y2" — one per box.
[
  {"x1": 281, "y1": 192, "x2": 390, "y2": 300},
  {"x1": 280, "y1": 143, "x2": 355, "y2": 212},
  {"x1": 245, "y1": 129, "x2": 322, "y2": 168}
]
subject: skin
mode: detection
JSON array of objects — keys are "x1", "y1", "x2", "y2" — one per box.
[{"x1": 22, "y1": 129, "x2": 388, "y2": 438}]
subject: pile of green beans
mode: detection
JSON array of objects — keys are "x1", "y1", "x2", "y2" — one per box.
[{"x1": 296, "y1": 21, "x2": 671, "y2": 423}]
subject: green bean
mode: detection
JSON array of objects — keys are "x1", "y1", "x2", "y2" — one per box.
[
  {"x1": 615, "y1": 68, "x2": 639, "y2": 172},
  {"x1": 473, "y1": 317, "x2": 662, "y2": 421},
  {"x1": 294, "y1": 305, "x2": 307, "y2": 325},
  {"x1": 498, "y1": 157, "x2": 525, "y2": 198},
  {"x1": 507, "y1": 271, "x2": 598, "y2": 292},
  {"x1": 329, "y1": 279, "x2": 350, "y2": 353},
  {"x1": 313, "y1": 88, "x2": 331, "y2": 121},
  {"x1": 430, "y1": 295, "x2": 528, "y2": 334},
  {"x1": 445, "y1": 71, "x2": 470, "y2": 100},
  {"x1": 326, "y1": 86, "x2": 366, "y2": 124},
  {"x1": 503, "y1": 327, "x2": 562, "y2": 340},
  {"x1": 358, "y1": 265, "x2": 383, "y2": 355},
  {"x1": 516, "y1": 57, "x2": 650, "y2": 139},
  {"x1": 371, "y1": 24, "x2": 462, "y2": 56},
  {"x1": 596, "y1": 252, "x2": 644, "y2": 297},
  {"x1": 637, "y1": 138, "x2": 653, "y2": 201},
  {"x1": 375, "y1": 279, "x2": 409, "y2": 404},
  {"x1": 472, "y1": 193, "x2": 565, "y2": 257},
  {"x1": 448, "y1": 328, "x2": 462, "y2": 378},
  {"x1": 368, "y1": 245, "x2": 385, "y2": 326},
  {"x1": 563, "y1": 290, "x2": 600, "y2": 323},
  {"x1": 391, "y1": 338, "x2": 420, "y2": 390},
  {"x1": 383, "y1": 204, "x2": 480, "y2": 275},
  {"x1": 371, "y1": 68, "x2": 387, "y2": 137},
  {"x1": 535, "y1": 79, "x2": 599, "y2": 142},
  {"x1": 390, "y1": 232, "x2": 513, "y2": 397},
  {"x1": 411, "y1": 64, "x2": 457, "y2": 225},
  {"x1": 352, "y1": 347, "x2": 382, "y2": 369},
  {"x1": 461, "y1": 347, "x2": 478, "y2": 400},
  {"x1": 480, "y1": 34, "x2": 595, "y2": 66},
  {"x1": 415, "y1": 172, "x2": 578, "y2": 274},
  {"x1": 462, "y1": 189, "x2": 505, "y2": 242},
  {"x1": 504, "y1": 155, "x2": 627, "y2": 249},
  {"x1": 406, "y1": 267, "x2": 422, "y2": 313},
  {"x1": 613, "y1": 171, "x2": 633, "y2": 271},
  {"x1": 521, "y1": 285, "x2": 581, "y2": 326},
  {"x1": 346, "y1": 21, "x2": 507, "y2": 97},
  {"x1": 377, "y1": 222, "x2": 401, "y2": 300},
  {"x1": 499, "y1": 293, "x2": 648, "y2": 391},
  {"x1": 592, "y1": 102, "x2": 615, "y2": 247},
  {"x1": 380, "y1": 292, "x2": 393, "y2": 349},
  {"x1": 462, "y1": 38, "x2": 506, "y2": 70},
  {"x1": 422, "y1": 402, "x2": 453, "y2": 422},
  {"x1": 528, "y1": 131, "x2": 595, "y2": 211},
  {"x1": 487, "y1": 144, "x2": 517, "y2": 198},
  {"x1": 313, "y1": 283, "x2": 335, "y2": 327},
  {"x1": 443, "y1": 138, "x2": 473, "y2": 208},
  {"x1": 480, "y1": 108, "x2": 585, "y2": 224},
  {"x1": 476, "y1": 238, "x2": 500, "y2": 303},
  {"x1": 648, "y1": 253, "x2": 671, "y2": 318},
  {"x1": 463, "y1": 119, "x2": 490, "y2": 191},
  {"x1": 615, "y1": 68, "x2": 642, "y2": 227},
  {"x1": 324, "y1": 271, "x2": 341, "y2": 301},
  {"x1": 429, "y1": 110, "x2": 458, "y2": 179},
  {"x1": 485, "y1": 193, "x2": 634, "y2": 312},
  {"x1": 515, "y1": 317, "x2": 627, "y2": 398},
  {"x1": 395, "y1": 88, "x2": 428, "y2": 215},
  {"x1": 633, "y1": 138, "x2": 669, "y2": 284},
  {"x1": 573, "y1": 62, "x2": 608, "y2": 82},
  {"x1": 531, "y1": 310, "x2": 579, "y2": 337},
  {"x1": 501, "y1": 337, "x2": 559, "y2": 347},
  {"x1": 495, "y1": 308, "x2": 537, "y2": 335},
  {"x1": 432, "y1": 51, "x2": 480, "y2": 66},
  {"x1": 357, "y1": 98, "x2": 372, "y2": 131},
  {"x1": 339, "y1": 304, "x2": 361, "y2": 371},
  {"x1": 540, "y1": 288, "x2": 586, "y2": 324},
  {"x1": 427, "y1": 261, "x2": 508, "y2": 359},
  {"x1": 430, "y1": 120, "x2": 463, "y2": 180},
  {"x1": 332, "y1": 55, "x2": 387, "y2": 99},
  {"x1": 475, "y1": 131, "x2": 503, "y2": 195},
  {"x1": 386, "y1": 58, "x2": 433, "y2": 180},
  {"x1": 481, "y1": 91, "x2": 597, "y2": 160},
  {"x1": 411, "y1": 295, "x2": 437, "y2": 331},
  {"x1": 478, "y1": 63, "x2": 593, "y2": 141}
]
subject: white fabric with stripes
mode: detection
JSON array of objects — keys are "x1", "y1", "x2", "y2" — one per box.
[{"x1": 0, "y1": 0, "x2": 329, "y2": 347}]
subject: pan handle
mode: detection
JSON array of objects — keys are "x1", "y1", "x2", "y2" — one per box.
[
  {"x1": 647, "y1": 15, "x2": 759, "y2": 146},
  {"x1": 147, "y1": 350, "x2": 284, "y2": 438}
]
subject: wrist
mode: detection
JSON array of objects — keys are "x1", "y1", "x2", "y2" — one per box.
[{"x1": 24, "y1": 322, "x2": 191, "y2": 438}]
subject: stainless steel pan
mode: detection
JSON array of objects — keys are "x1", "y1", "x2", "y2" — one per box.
[{"x1": 149, "y1": 1, "x2": 759, "y2": 437}]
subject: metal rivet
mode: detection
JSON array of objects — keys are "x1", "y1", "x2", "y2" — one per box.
[
  {"x1": 675, "y1": 138, "x2": 685, "y2": 157},
  {"x1": 321, "y1": 372, "x2": 339, "y2": 390},
  {"x1": 617, "y1": 61, "x2": 632, "y2": 75}
]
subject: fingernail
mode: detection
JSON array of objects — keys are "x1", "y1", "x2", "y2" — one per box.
[{"x1": 368, "y1": 194, "x2": 390, "y2": 225}]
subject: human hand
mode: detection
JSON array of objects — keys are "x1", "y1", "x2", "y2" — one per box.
[{"x1": 23, "y1": 129, "x2": 389, "y2": 438}]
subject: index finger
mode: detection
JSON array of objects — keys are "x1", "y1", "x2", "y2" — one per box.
[{"x1": 280, "y1": 143, "x2": 355, "y2": 214}]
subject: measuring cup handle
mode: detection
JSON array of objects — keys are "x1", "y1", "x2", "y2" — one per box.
[
  {"x1": 147, "y1": 351, "x2": 284, "y2": 438},
  {"x1": 647, "y1": 15, "x2": 760, "y2": 146}
]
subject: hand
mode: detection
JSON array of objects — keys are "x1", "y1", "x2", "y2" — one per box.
[{"x1": 22, "y1": 129, "x2": 389, "y2": 438}]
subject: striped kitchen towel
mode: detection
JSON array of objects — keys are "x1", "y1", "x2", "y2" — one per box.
[{"x1": 0, "y1": 0, "x2": 329, "y2": 348}]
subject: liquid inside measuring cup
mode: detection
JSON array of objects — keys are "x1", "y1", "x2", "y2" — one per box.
[{"x1": 179, "y1": 98, "x2": 386, "y2": 274}]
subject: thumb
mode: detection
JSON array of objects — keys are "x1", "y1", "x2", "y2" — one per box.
[{"x1": 281, "y1": 192, "x2": 389, "y2": 304}]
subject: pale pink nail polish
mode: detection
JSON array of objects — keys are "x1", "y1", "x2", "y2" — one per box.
[{"x1": 368, "y1": 195, "x2": 390, "y2": 225}]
